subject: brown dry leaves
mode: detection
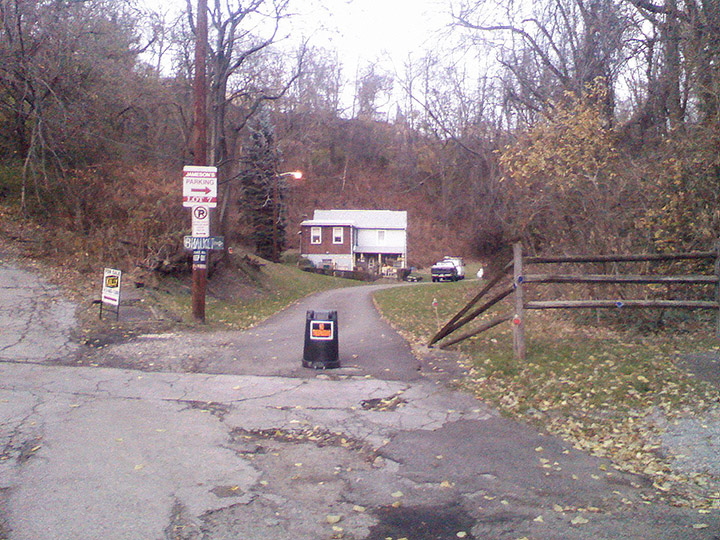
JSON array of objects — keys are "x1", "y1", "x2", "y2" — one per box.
[{"x1": 461, "y1": 320, "x2": 720, "y2": 508}]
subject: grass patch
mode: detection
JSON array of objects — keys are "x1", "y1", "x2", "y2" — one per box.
[
  {"x1": 203, "y1": 261, "x2": 363, "y2": 329},
  {"x1": 374, "y1": 280, "x2": 720, "y2": 507},
  {"x1": 373, "y1": 278, "x2": 477, "y2": 339}
]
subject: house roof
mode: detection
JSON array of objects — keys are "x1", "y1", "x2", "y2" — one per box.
[
  {"x1": 301, "y1": 210, "x2": 407, "y2": 230},
  {"x1": 299, "y1": 220, "x2": 355, "y2": 227}
]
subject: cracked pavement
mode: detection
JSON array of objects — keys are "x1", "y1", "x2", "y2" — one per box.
[
  {"x1": 1, "y1": 260, "x2": 719, "y2": 539},
  {"x1": 0, "y1": 262, "x2": 77, "y2": 363}
]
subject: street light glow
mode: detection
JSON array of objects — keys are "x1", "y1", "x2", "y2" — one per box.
[{"x1": 279, "y1": 170, "x2": 303, "y2": 180}]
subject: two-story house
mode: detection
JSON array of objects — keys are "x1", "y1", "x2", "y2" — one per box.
[{"x1": 300, "y1": 210, "x2": 408, "y2": 274}]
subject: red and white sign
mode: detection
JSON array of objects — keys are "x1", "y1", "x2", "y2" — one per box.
[
  {"x1": 182, "y1": 166, "x2": 217, "y2": 207},
  {"x1": 310, "y1": 321, "x2": 334, "y2": 341}
]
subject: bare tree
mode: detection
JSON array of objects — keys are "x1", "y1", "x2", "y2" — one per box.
[
  {"x1": 453, "y1": 0, "x2": 635, "y2": 122},
  {"x1": 286, "y1": 46, "x2": 344, "y2": 117},
  {"x1": 0, "y1": 0, "x2": 149, "y2": 212},
  {"x1": 354, "y1": 63, "x2": 393, "y2": 120},
  {"x1": 622, "y1": 0, "x2": 720, "y2": 133},
  {"x1": 183, "y1": 0, "x2": 305, "y2": 237}
]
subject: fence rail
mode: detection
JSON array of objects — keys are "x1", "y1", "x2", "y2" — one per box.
[
  {"x1": 428, "y1": 269, "x2": 512, "y2": 347},
  {"x1": 525, "y1": 300, "x2": 719, "y2": 309},
  {"x1": 523, "y1": 274, "x2": 718, "y2": 285},
  {"x1": 525, "y1": 251, "x2": 716, "y2": 264},
  {"x1": 429, "y1": 241, "x2": 720, "y2": 356}
]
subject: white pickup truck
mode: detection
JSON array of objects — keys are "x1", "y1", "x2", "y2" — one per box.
[{"x1": 430, "y1": 257, "x2": 466, "y2": 282}]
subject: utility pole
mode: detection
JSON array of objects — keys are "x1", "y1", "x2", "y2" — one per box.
[{"x1": 192, "y1": 0, "x2": 208, "y2": 323}]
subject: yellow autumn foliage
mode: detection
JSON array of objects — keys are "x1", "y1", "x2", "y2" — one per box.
[{"x1": 499, "y1": 82, "x2": 638, "y2": 254}]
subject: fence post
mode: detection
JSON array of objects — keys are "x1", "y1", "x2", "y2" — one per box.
[
  {"x1": 513, "y1": 242, "x2": 526, "y2": 360},
  {"x1": 715, "y1": 239, "x2": 720, "y2": 339}
]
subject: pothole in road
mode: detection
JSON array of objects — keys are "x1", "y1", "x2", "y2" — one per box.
[
  {"x1": 182, "y1": 400, "x2": 232, "y2": 420},
  {"x1": 2, "y1": 437, "x2": 43, "y2": 464},
  {"x1": 367, "y1": 502, "x2": 476, "y2": 540},
  {"x1": 361, "y1": 394, "x2": 407, "y2": 411},
  {"x1": 210, "y1": 485, "x2": 247, "y2": 499},
  {"x1": 230, "y1": 427, "x2": 376, "y2": 461}
]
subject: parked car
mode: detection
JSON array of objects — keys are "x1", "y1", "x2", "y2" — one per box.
[{"x1": 431, "y1": 257, "x2": 466, "y2": 282}]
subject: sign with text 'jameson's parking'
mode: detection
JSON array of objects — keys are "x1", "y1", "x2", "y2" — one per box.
[{"x1": 182, "y1": 166, "x2": 217, "y2": 207}]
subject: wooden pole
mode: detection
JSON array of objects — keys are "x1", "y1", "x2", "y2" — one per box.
[
  {"x1": 513, "y1": 242, "x2": 526, "y2": 360},
  {"x1": 191, "y1": 0, "x2": 208, "y2": 323},
  {"x1": 714, "y1": 239, "x2": 720, "y2": 338},
  {"x1": 272, "y1": 174, "x2": 279, "y2": 263}
]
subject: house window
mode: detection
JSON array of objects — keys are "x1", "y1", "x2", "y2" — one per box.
[
  {"x1": 311, "y1": 227, "x2": 322, "y2": 244},
  {"x1": 377, "y1": 230, "x2": 386, "y2": 244},
  {"x1": 333, "y1": 227, "x2": 344, "y2": 244}
]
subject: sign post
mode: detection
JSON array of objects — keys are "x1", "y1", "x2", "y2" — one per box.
[
  {"x1": 189, "y1": 0, "x2": 209, "y2": 323},
  {"x1": 182, "y1": 165, "x2": 217, "y2": 323},
  {"x1": 182, "y1": 164, "x2": 223, "y2": 323}
]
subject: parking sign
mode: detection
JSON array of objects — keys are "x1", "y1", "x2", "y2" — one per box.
[{"x1": 182, "y1": 166, "x2": 217, "y2": 207}]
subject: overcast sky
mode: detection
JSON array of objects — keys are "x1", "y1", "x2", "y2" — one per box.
[
  {"x1": 149, "y1": 0, "x2": 459, "y2": 117},
  {"x1": 299, "y1": 0, "x2": 451, "y2": 70},
  {"x1": 155, "y1": 0, "x2": 453, "y2": 72}
]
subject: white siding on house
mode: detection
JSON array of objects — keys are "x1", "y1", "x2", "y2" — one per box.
[
  {"x1": 305, "y1": 254, "x2": 353, "y2": 271},
  {"x1": 355, "y1": 228, "x2": 406, "y2": 252}
]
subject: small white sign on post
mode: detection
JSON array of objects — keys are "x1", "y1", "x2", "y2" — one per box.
[
  {"x1": 191, "y1": 205, "x2": 210, "y2": 237},
  {"x1": 100, "y1": 268, "x2": 122, "y2": 320}
]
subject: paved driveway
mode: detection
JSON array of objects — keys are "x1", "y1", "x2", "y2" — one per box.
[
  {"x1": 0, "y1": 259, "x2": 718, "y2": 539},
  {"x1": 69, "y1": 284, "x2": 422, "y2": 381}
]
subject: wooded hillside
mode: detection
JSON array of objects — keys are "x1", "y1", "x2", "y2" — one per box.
[{"x1": 1, "y1": 0, "x2": 718, "y2": 272}]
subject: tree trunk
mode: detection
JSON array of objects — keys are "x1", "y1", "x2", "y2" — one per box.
[{"x1": 662, "y1": 0, "x2": 683, "y2": 129}]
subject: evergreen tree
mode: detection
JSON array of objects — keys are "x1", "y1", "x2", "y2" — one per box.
[{"x1": 239, "y1": 116, "x2": 285, "y2": 261}]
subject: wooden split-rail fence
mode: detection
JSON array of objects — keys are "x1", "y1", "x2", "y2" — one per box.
[{"x1": 429, "y1": 241, "x2": 720, "y2": 359}]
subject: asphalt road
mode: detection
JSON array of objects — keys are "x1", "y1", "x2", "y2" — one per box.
[
  {"x1": 1, "y1": 258, "x2": 719, "y2": 539},
  {"x1": 66, "y1": 284, "x2": 423, "y2": 381}
]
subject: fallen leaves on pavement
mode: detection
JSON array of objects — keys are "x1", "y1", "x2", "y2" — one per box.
[{"x1": 374, "y1": 283, "x2": 720, "y2": 508}]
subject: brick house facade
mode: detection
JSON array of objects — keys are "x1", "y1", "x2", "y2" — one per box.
[{"x1": 300, "y1": 210, "x2": 407, "y2": 274}]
